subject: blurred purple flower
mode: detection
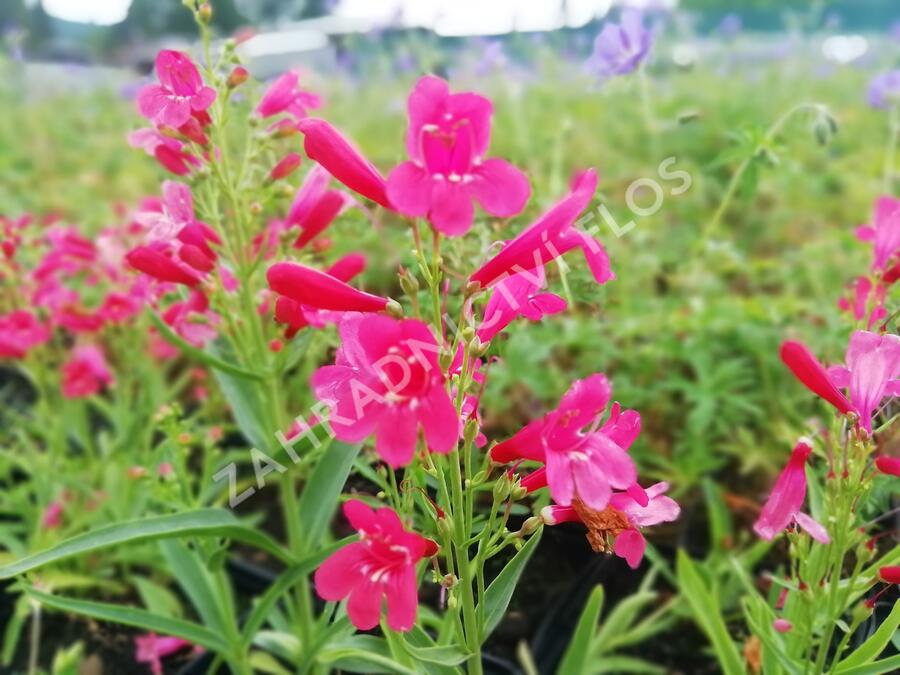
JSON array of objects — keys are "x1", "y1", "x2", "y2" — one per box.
[
  {"x1": 475, "y1": 40, "x2": 507, "y2": 76},
  {"x1": 587, "y1": 9, "x2": 653, "y2": 79},
  {"x1": 868, "y1": 71, "x2": 900, "y2": 110},
  {"x1": 891, "y1": 21, "x2": 900, "y2": 42},
  {"x1": 718, "y1": 14, "x2": 742, "y2": 39}
]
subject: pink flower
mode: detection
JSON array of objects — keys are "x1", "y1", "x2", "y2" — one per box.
[
  {"x1": 875, "y1": 455, "x2": 900, "y2": 477},
  {"x1": 61, "y1": 345, "x2": 114, "y2": 399},
  {"x1": 137, "y1": 50, "x2": 216, "y2": 129},
  {"x1": 386, "y1": 75, "x2": 530, "y2": 236},
  {"x1": 541, "y1": 482, "x2": 679, "y2": 569},
  {"x1": 780, "y1": 341, "x2": 854, "y2": 415},
  {"x1": 476, "y1": 265, "x2": 566, "y2": 342},
  {"x1": 41, "y1": 501, "x2": 64, "y2": 529},
  {"x1": 135, "y1": 633, "x2": 192, "y2": 675},
  {"x1": 314, "y1": 500, "x2": 435, "y2": 631},
  {"x1": 492, "y1": 374, "x2": 637, "y2": 510},
  {"x1": 827, "y1": 331, "x2": 900, "y2": 433},
  {"x1": 753, "y1": 439, "x2": 830, "y2": 543},
  {"x1": 163, "y1": 291, "x2": 220, "y2": 347},
  {"x1": 0, "y1": 311, "x2": 51, "y2": 359},
  {"x1": 880, "y1": 566, "x2": 900, "y2": 584},
  {"x1": 270, "y1": 152, "x2": 302, "y2": 181},
  {"x1": 470, "y1": 169, "x2": 612, "y2": 289},
  {"x1": 287, "y1": 165, "x2": 352, "y2": 249},
  {"x1": 773, "y1": 618, "x2": 793, "y2": 633},
  {"x1": 256, "y1": 71, "x2": 321, "y2": 121},
  {"x1": 297, "y1": 118, "x2": 391, "y2": 208},
  {"x1": 837, "y1": 276, "x2": 887, "y2": 329},
  {"x1": 312, "y1": 313, "x2": 459, "y2": 466},
  {"x1": 267, "y1": 261, "x2": 389, "y2": 313},
  {"x1": 855, "y1": 196, "x2": 900, "y2": 272}
]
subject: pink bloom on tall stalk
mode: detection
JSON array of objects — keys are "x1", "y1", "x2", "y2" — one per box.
[
  {"x1": 541, "y1": 482, "x2": 679, "y2": 569},
  {"x1": 875, "y1": 455, "x2": 900, "y2": 477},
  {"x1": 837, "y1": 276, "x2": 887, "y2": 329},
  {"x1": 128, "y1": 128, "x2": 201, "y2": 175},
  {"x1": 827, "y1": 330, "x2": 900, "y2": 433},
  {"x1": 135, "y1": 633, "x2": 192, "y2": 675},
  {"x1": 314, "y1": 500, "x2": 436, "y2": 631},
  {"x1": 312, "y1": 313, "x2": 459, "y2": 466},
  {"x1": 780, "y1": 341, "x2": 854, "y2": 415},
  {"x1": 137, "y1": 50, "x2": 216, "y2": 129},
  {"x1": 287, "y1": 165, "x2": 352, "y2": 249},
  {"x1": 297, "y1": 118, "x2": 391, "y2": 208},
  {"x1": 256, "y1": 70, "x2": 322, "y2": 121},
  {"x1": 386, "y1": 75, "x2": 530, "y2": 236},
  {"x1": 0, "y1": 311, "x2": 51, "y2": 359},
  {"x1": 470, "y1": 169, "x2": 612, "y2": 289},
  {"x1": 855, "y1": 196, "x2": 900, "y2": 273},
  {"x1": 476, "y1": 264, "x2": 566, "y2": 342},
  {"x1": 61, "y1": 345, "x2": 114, "y2": 399},
  {"x1": 267, "y1": 261, "x2": 388, "y2": 313},
  {"x1": 753, "y1": 439, "x2": 830, "y2": 543},
  {"x1": 492, "y1": 374, "x2": 637, "y2": 510},
  {"x1": 162, "y1": 291, "x2": 220, "y2": 347}
]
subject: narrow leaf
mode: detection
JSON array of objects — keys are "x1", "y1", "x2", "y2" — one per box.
[
  {"x1": 480, "y1": 530, "x2": 543, "y2": 638},
  {"x1": 557, "y1": 585, "x2": 604, "y2": 675}
]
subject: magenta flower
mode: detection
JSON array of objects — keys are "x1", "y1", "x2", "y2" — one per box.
[
  {"x1": 386, "y1": 75, "x2": 530, "y2": 236},
  {"x1": 312, "y1": 314, "x2": 459, "y2": 466},
  {"x1": 256, "y1": 70, "x2": 321, "y2": 121},
  {"x1": 41, "y1": 501, "x2": 64, "y2": 529},
  {"x1": 753, "y1": 439, "x2": 829, "y2": 543},
  {"x1": 61, "y1": 345, "x2": 114, "y2": 399},
  {"x1": 297, "y1": 118, "x2": 391, "y2": 208},
  {"x1": 780, "y1": 341, "x2": 854, "y2": 415},
  {"x1": 128, "y1": 128, "x2": 200, "y2": 176},
  {"x1": 162, "y1": 291, "x2": 220, "y2": 348},
  {"x1": 314, "y1": 500, "x2": 436, "y2": 631},
  {"x1": 137, "y1": 50, "x2": 216, "y2": 129},
  {"x1": 476, "y1": 265, "x2": 566, "y2": 342},
  {"x1": 0, "y1": 310, "x2": 51, "y2": 359},
  {"x1": 827, "y1": 330, "x2": 900, "y2": 433},
  {"x1": 470, "y1": 169, "x2": 612, "y2": 289},
  {"x1": 837, "y1": 276, "x2": 886, "y2": 329},
  {"x1": 875, "y1": 455, "x2": 900, "y2": 477},
  {"x1": 287, "y1": 165, "x2": 352, "y2": 249},
  {"x1": 269, "y1": 152, "x2": 303, "y2": 181},
  {"x1": 267, "y1": 261, "x2": 389, "y2": 313},
  {"x1": 541, "y1": 482, "x2": 679, "y2": 568},
  {"x1": 135, "y1": 633, "x2": 192, "y2": 675},
  {"x1": 491, "y1": 374, "x2": 637, "y2": 510},
  {"x1": 855, "y1": 196, "x2": 900, "y2": 273}
]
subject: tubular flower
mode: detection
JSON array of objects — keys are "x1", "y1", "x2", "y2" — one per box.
[
  {"x1": 879, "y1": 566, "x2": 900, "y2": 584},
  {"x1": 780, "y1": 341, "x2": 854, "y2": 415},
  {"x1": 135, "y1": 633, "x2": 193, "y2": 675},
  {"x1": 256, "y1": 70, "x2": 322, "y2": 122},
  {"x1": 0, "y1": 310, "x2": 51, "y2": 359},
  {"x1": 312, "y1": 313, "x2": 459, "y2": 467},
  {"x1": 875, "y1": 456, "x2": 900, "y2": 477},
  {"x1": 753, "y1": 439, "x2": 830, "y2": 543},
  {"x1": 297, "y1": 118, "x2": 390, "y2": 208},
  {"x1": 386, "y1": 75, "x2": 530, "y2": 236},
  {"x1": 315, "y1": 500, "x2": 436, "y2": 631},
  {"x1": 127, "y1": 129, "x2": 200, "y2": 176},
  {"x1": 469, "y1": 169, "x2": 612, "y2": 289},
  {"x1": 267, "y1": 261, "x2": 389, "y2": 313},
  {"x1": 837, "y1": 276, "x2": 886, "y2": 329},
  {"x1": 855, "y1": 196, "x2": 900, "y2": 273},
  {"x1": 492, "y1": 374, "x2": 637, "y2": 511},
  {"x1": 541, "y1": 482, "x2": 679, "y2": 569},
  {"x1": 476, "y1": 265, "x2": 566, "y2": 342},
  {"x1": 61, "y1": 345, "x2": 114, "y2": 399},
  {"x1": 272, "y1": 254, "x2": 367, "y2": 338},
  {"x1": 137, "y1": 50, "x2": 216, "y2": 129},
  {"x1": 287, "y1": 165, "x2": 352, "y2": 249},
  {"x1": 827, "y1": 330, "x2": 900, "y2": 433},
  {"x1": 270, "y1": 152, "x2": 303, "y2": 181}
]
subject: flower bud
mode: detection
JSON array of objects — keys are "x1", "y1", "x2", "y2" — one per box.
[
  {"x1": 520, "y1": 516, "x2": 542, "y2": 535},
  {"x1": 772, "y1": 618, "x2": 792, "y2": 633},
  {"x1": 463, "y1": 418, "x2": 480, "y2": 447},
  {"x1": 492, "y1": 477, "x2": 510, "y2": 502},
  {"x1": 439, "y1": 350, "x2": 453, "y2": 371},
  {"x1": 269, "y1": 339, "x2": 283, "y2": 352},
  {"x1": 436, "y1": 516, "x2": 452, "y2": 539},
  {"x1": 447, "y1": 594, "x2": 458, "y2": 610},
  {"x1": 197, "y1": 2, "x2": 212, "y2": 22},
  {"x1": 249, "y1": 201, "x2": 263, "y2": 215},
  {"x1": 398, "y1": 268, "x2": 419, "y2": 296},
  {"x1": 471, "y1": 469, "x2": 488, "y2": 485},
  {"x1": 269, "y1": 153, "x2": 302, "y2": 181},
  {"x1": 386, "y1": 298, "x2": 404, "y2": 318},
  {"x1": 510, "y1": 485, "x2": 528, "y2": 500},
  {"x1": 227, "y1": 66, "x2": 249, "y2": 89}
]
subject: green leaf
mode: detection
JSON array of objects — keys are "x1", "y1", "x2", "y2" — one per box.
[
  {"x1": 593, "y1": 592, "x2": 657, "y2": 653},
  {"x1": 557, "y1": 585, "x2": 604, "y2": 675},
  {"x1": 318, "y1": 636, "x2": 419, "y2": 675},
  {"x1": 480, "y1": 530, "x2": 543, "y2": 639},
  {"x1": 209, "y1": 343, "x2": 272, "y2": 452},
  {"x1": 159, "y1": 540, "x2": 227, "y2": 636},
  {"x1": 0, "y1": 509, "x2": 292, "y2": 579},
  {"x1": 835, "y1": 655, "x2": 900, "y2": 675},
  {"x1": 593, "y1": 656, "x2": 665, "y2": 674},
  {"x1": 240, "y1": 538, "x2": 352, "y2": 647},
  {"x1": 24, "y1": 586, "x2": 230, "y2": 654},
  {"x1": 132, "y1": 575, "x2": 183, "y2": 618},
  {"x1": 675, "y1": 551, "x2": 745, "y2": 675},
  {"x1": 836, "y1": 600, "x2": 900, "y2": 671},
  {"x1": 401, "y1": 641, "x2": 469, "y2": 666},
  {"x1": 150, "y1": 312, "x2": 263, "y2": 381},
  {"x1": 298, "y1": 441, "x2": 359, "y2": 554}
]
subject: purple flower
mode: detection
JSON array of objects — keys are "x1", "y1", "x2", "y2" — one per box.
[
  {"x1": 868, "y1": 71, "x2": 900, "y2": 110},
  {"x1": 587, "y1": 9, "x2": 654, "y2": 79},
  {"x1": 718, "y1": 14, "x2": 742, "y2": 39}
]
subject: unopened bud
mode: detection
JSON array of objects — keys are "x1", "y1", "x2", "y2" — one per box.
[
  {"x1": 436, "y1": 517, "x2": 452, "y2": 539},
  {"x1": 492, "y1": 477, "x2": 510, "y2": 502},
  {"x1": 461, "y1": 325, "x2": 475, "y2": 342},
  {"x1": 463, "y1": 418, "x2": 480, "y2": 446},
  {"x1": 471, "y1": 469, "x2": 487, "y2": 485},
  {"x1": 269, "y1": 339, "x2": 283, "y2": 352},
  {"x1": 385, "y1": 298, "x2": 403, "y2": 318},
  {"x1": 197, "y1": 2, "x2": 212, "y2": 22},
  {"x1": 399, "y1": 268, "x2": 419, "y2": 296},
  {"x1": 510, "y1": 485, "x2": 527, "y2": 500},
  {"x1": 465, "y1": 280, "x2": 482, "y2": 297},
  {"x1": 269, "y1": 153, "x2": 302, "y2": 181},
  {"x1": 467, "y1": 335, "x2": 482, "y2": 356},
  {"x1": 439, "y1": 350, "x2": 453, "y2": 371},
  {"x1": 520, "y1": 516, "x2": 542, "y2": 535},
  {"x1": 227, "y1": 65, "x2": 249, "y2": 89},
  {"x1": 447, "y1": 594, "x2": 458, "y2": 610},
  {"x1": 249, "y1": 201, "x2": 263, "y2": 215}
]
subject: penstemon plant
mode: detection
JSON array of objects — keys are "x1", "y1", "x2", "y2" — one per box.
[{"x1": 0, "y1": 2, "x2": 680, "y2": 674}]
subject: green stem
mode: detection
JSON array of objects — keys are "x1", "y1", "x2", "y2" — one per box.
[{"x1": 884, "y1": 104, "x2": 898, "y2": 194}]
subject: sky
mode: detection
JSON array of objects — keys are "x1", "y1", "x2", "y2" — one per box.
[{"x1": 38, "y1": 0, "x2": 653, "y2": 32}]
